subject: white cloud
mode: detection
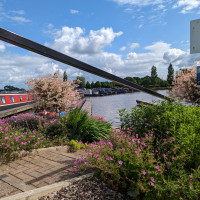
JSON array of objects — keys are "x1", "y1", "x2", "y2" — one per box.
[
  {"x1": 7, "y1": 16, "x2": 31, "y2": 23},
  {"x1": 110, "y1": 0, "x2": 163, "y2": 6},
  {"x1": 120, "y1": 46, "x2": 126, "y2": 51},
  {"x1": 130, "y1": 43, "x2": 140, "y2": 50},
  {"x1": 70, "y1": 9, "x2": 79, "y2": 14},
  {"x1": 163, "y1": 48, "x2": 188, "y2": 64},
  {"x1": 10, "y1": 10, "x2": 25, "y2": 15},
  {"x1": 0, "y1": 42, "x2": 5, "y2": 52},
  {"x1": 173, "y1": 0, "x2": 200, "y2": 14},
  {"x1": 0, "y1": 25, "x2": 194, "y2": 88},
  {"x1": 47, "y1": 26, "x2": 123, "y2": 55},
  {"x1": 138, "y1": 24, "x2": 143, "y2": 28}
]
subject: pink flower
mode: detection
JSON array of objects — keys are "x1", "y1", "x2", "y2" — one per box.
[
  {"x1": 163, "y1": 154, "x2": 167, "y2": 158},
  {"x1": 151, "y1": 153, "x2": 154, "y2": 156},
  {"x1": 108, "y1": 142, "x2": 113, "y2": 147},
  {"x1": 135, "y1": 151, "x2": 139, "y2": 155},
  {"x1": 171, "y1": 156, "x2": 175, "y2": 160},
  {"x1": 118, "y1": 160, "x2": 123, "y2": 165},
  {"x1": 142, "y1": 170, "x2": 146, "y2": 175},
  {"x1": 189, "y1": 175, "x2": 193, "y2": 179},
  {"x1": 189, "y1": 182, "x2": 192, "y2": 186},
  {"x1": 70, "y1": 168, "x2": 75, "y2": 172},
  {"x1": 150, "y1": 182, "x2": 154, "y2": 186},
  {"x1": 166, "y1": 131, "x2": 170, "y2": 134},
  {"x1": 155, "y1": 149, "x2": 158, "y2": 153},
  {"x1": 155, "y1": 166, "x2": 161, "y2": 172},
  {"x1": 151, "y1": 177, "x2": 155, "y2": 182},
  {"x1": 122, "y1": 148, "x2": 125, "y2": 151}
]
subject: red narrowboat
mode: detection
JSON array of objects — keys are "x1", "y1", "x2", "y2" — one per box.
[{"x1": 0, "y1": 92, "x2": 34, "y2": 111}]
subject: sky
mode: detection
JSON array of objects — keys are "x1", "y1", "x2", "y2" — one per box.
[{"x1": 0, "y1": 0, "x2": 200, "y2": 89}]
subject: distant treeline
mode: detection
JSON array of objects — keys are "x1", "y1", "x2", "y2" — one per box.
[
  {"x1": 0, "y1": 85, "x2": 26, "y2": 92},
  {"x1": 76, "y1": 64, "x2": 174, "y2": 89}
]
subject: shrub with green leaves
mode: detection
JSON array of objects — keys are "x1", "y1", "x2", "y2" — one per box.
[
  {"x1": 2, "y1": 113, "x2": 46, "y2": 131},
  {"x1": 119, "y1": 101, "x2": 200, "y2": 169},
  {"x1": 75, "y1": 129, "x2": 200, "y2": 199}
]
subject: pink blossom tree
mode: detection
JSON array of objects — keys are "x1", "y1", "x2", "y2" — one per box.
[
  {"x1": 171, "y1": 67, "x2": 200, "y2": 104},
  {"x1": 27, "y1": 70, "x2": 80, "y2": 112}
]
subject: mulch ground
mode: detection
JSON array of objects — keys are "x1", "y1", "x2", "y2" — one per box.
[{"x1": 38, "y1": 176, "x2": 132, "y2": 200}]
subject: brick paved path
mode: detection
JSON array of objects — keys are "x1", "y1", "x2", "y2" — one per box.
[{"x1": 0, "y1": 148, "x2": 86, "y2": 199}]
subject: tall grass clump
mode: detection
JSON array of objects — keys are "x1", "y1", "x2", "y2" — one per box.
[{"x1": 61, "y1": 108, "x2": 113, "y2": 143}]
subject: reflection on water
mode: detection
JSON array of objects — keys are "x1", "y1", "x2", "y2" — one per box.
[{"x1": 87, "y1": 90, "x2": 169, "y2": 126}]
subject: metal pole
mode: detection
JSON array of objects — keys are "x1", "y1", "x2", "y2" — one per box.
[{"x1": 0, "y1": 27, "x2": 171, "y2": 101}]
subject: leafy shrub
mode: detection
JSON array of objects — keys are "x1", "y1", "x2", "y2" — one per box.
[
  {"x1": 75, "y1": 130, "x2": 200, "y2": 199},
  {"x1": 42, "y1": 118, "x2": 68, "y2": 140},
  {"x1": 68, "y1": 140, "x2": 87, "y2": 152},
  {"x1": 119, "y1": 101, "x2": 200, "y2": 169},
  {"x1": 62, "y1": 108, "x2": 113, "y2": 143},
  {"x1": 2, "y1": 113, "x2": 45, "y2": 131}
]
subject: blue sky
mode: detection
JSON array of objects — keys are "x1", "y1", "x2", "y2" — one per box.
[{"x1": 0, "y1": 0, "x2": 200, "y2": 88}]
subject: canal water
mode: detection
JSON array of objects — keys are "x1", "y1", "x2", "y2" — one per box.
[{"x1": 87, "y1": 90, "x2": 169, "y2": 126}]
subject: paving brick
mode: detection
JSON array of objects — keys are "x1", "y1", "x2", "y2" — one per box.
[
  {"x1": 0, "y1": 180, "x2": 21, "y2": 198},
  {"x1": 28, "y1": 171, "x2": 43, "y2": 178},
  {"x1": 9, "y1": 166, "x2": 29, "y2": 175},
  {"x1": 1, "y1": 174, "x2": 36, "y2": 191},
  {"x1": 23, "y1": 166, "x2": 41, "y2": 174},
  {"x1": 14, "y1": 172, "x2": 34, "y2": 182},
  {"x1": 31, "y1": 180, "x2": 48, "y2": 187}
]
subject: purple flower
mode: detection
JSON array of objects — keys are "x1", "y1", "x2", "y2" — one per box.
[
  {"x1": 122, "y1": 148, "x2": 125, "y2": 151},
  {"x1": 142, "y1": 170, "x2": 146, "y2": 175},
  {"x1": 189, "y1": 175, "x2": 193, "y2": 179},
  {"x1": 70, "y1": 168, "x2": 75, "y2": 172},
  {"x1": 151, "y1": 177, "x2": 155, "y2": 182},
  {"x1": 150, "y1": 182, "x2": 154, "y2": 186},
  {"x1": 135, "y1": 150, "x2": 139, "y2": 155},
  {"x1": 118, "y1": 160, "x2": 123, "y2": 165},
  {"x1": 108, "y1": 142, "x2": 113, "y2": 147},
  {"x1": 155, "y1": 166, "x2": 161, "y2": 172}
]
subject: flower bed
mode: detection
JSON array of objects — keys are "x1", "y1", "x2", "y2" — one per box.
[{"x1": 73, "y1": 101, "x2": 200, "y2": 199}]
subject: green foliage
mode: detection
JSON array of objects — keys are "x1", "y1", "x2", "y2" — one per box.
[
  {"x1": 167, "y1": 63, "x2": 174, "y2": 85},
  {"x1": 63, "y1": 108, "x2": 113, "y2": 143},
  {"x1": 43, "y1": 119, "x2": 68, "y2": 140},
  {"x1": 76, "y1": 129, "x2": 200, "y2": 199},
  {"x1": 76, "y1": 76, "x2": 86, "y2": 88},
  {"x1": 119, "y1": 101, "x2": 200, "y2": 169},
  {"x1": 2, "y1": 113, "x2": 45, "y2": 131},
  {"x1": 94, "y1": 81, "x2": 101, "y2": 88},
  {"x1": 68, "y1": 140, "x2": 87, "y2": 152},
  {"x1": 86, "y1": 81, "x2": 91, "y2": 89},
  {"x1": 63, "y1": 71, "x2": 68, "y2": 82}
]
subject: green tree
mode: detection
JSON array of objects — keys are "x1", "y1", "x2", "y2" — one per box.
[
  {"x1": 95, "y1": 81, "x2": 101, "y2": 88},
  {"x1": 63, "y1": 71, "x2": 68, "y2": 82},
  {"x1": 167, "y1": 63, "x2": 174, "y2": 85},
  {"x1": 86, "y1": 81, "x2": 91, "y2": 89},
  {"x1": 91, "y1": 81, "x2": 95, "y2": 88},
  {"x1": 151, "y1": 65, "x2": 158, "y2": 85},
  {"x1": 76, "y1": 76, "x2": 86, "y2": 88}
]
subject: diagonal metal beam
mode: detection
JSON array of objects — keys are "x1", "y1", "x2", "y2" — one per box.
[{"x1": 0, "y1": 27, "x2": 171, "y2": 101}]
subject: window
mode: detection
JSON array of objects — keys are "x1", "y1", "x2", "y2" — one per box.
[
  {"x1": 10, "y1": 96, "x2": 15, "y2": 103},
  {"x1": 0, "y1": 96, "x2": 6, "y2": 104},
  {"x1": 19, "y1": 96, "x2": 23, "y2": 102},
  {"x1": 26, "y1": 95, "x2": 29, "y2": 101}
]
